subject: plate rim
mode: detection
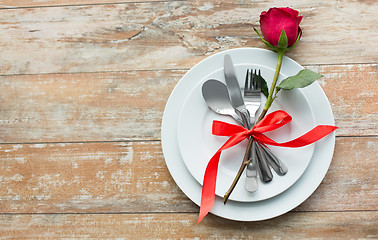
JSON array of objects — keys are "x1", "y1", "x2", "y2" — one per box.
[
  {"x1": 161, "y1": 47, "x2": 336, "y2": 221},
  {"x1": 176, "y1": 63, "x2": 316, "y2": 202}
]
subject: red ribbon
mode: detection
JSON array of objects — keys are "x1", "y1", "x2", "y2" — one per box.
[{"x1": 197, "y1": 110, "x2": 337, "y2": 223}]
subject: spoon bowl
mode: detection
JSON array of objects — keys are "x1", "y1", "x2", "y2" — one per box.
[{"x1": 202, "y1": 79, "x2": 243, "y2": 125}]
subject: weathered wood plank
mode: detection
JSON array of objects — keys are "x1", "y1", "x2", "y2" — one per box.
[
  {"x1": 0, "y1": 141, "x2": 196, "y2": 213},
  {"x1": 0, "y1": 70, "x2": 181, "y2": 143},
  {"x1": 314, "y1": 64, "x2": 378, "y2": 136},
  {"x1": 0, "y1": 0, "x2": 375, "y2": 237},
  {"x1": 0, "y1": 212, "x2": 377, "y2": 239},
  {"x1": 0, "y1": 137, "x2": 376, "y2": 214},
  {"x1": 1, "y1": 0, "x2": 377, "y2": 75},
  {"x1": 0, "y1": 0, "x2": 165, "y2": 9},
  {"x1": 294, "y1": 136, "x2": 378, "y2": 212},
  {"x1": 0, "y1": 64, "x2": 376, "y2": 143}
]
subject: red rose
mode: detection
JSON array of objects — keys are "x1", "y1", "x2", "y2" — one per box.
[{"x1": 259, "y1": 7, "x2": 303, "y2": 48}]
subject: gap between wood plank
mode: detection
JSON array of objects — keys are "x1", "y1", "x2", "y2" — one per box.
[
  {"x1": 0, "y1": 136, "x2": 376, "y2": 146},
  {"x1": 0, "y1": 0, "x2": 188, "y2": 10},
  {"x1": 0, "y1": 63, "x2": 376, "y2": 78},
  {"x1": 0, "y1": 139, "x2": 162, "y2": 145},
  {"x1": 0, "y1": 210, "x2": 376, "y2": 215}
]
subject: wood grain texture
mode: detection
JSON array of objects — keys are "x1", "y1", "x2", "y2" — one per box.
[
  {"x1": 295, "y1": 137, "x2": 377, "y2": 212},
  {"x1": 0, "y1": 70, "x2": 181, "y2": 143},
  {"x1": 0, "y1": 141, "x2": 197, "y2": 213},
  {"x1": 1, "y1": 0, "x2": 378, "y2": 75},
  {"x1": 0, "y1": 64, "x2": 376, "y2": 143},
  {"x1": 1, "y1": 212, "x2": 377, "y2": 239},
  {"x1": 0, "y1": 0, "x2": 165, "y2": 8},
  {"x1": 0, "y1": 137, "x2": 376, "y2": 214},
  {"x1": 1, "y1": 0, "x2": 377, "y2": 237},
  {"x1": 314, "y1": 64, "x2": 378, "y2": 136}
]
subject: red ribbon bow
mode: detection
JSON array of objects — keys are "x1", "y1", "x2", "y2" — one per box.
[{"x1": 197, "y1": 110, "x2": 337, "y2": 223}]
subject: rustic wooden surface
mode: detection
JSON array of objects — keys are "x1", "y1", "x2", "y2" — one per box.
[{"x1": 0, "y1": 0, "x2": 377, "y2": 238}]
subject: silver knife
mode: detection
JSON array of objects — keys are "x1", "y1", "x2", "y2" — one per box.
[
  {"x1": 223, "y1": 54, "x2": 251, "y2": 130},
  {"x1": 224, "y1": 54, "x2": 258, "y2": 192}
]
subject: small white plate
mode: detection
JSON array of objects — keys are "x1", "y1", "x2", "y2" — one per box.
[
  {"x1": 177, "y1": 63, "x2": 315, "y2": 202},
  {"x1": 161, "y1": 48, "x2": 336, "y2": 221}
]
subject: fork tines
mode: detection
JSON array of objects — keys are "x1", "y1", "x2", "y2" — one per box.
[{"x1": 245, "y1": 69, "x2": 261, "y2": 93}]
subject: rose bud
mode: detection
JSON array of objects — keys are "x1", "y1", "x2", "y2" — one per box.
[{"x1": 255, "y1": 7, "x2": 303, "y2": 51}]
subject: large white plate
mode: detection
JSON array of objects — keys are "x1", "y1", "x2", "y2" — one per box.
[
  {"x1": 177, "y1": 63, "x2": 315, "y2": 202},
  {"x1": 161, "y1": 48, "x2": 336, "y2": 221}
]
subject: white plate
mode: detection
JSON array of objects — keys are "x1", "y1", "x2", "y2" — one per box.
[
  {"x1": 161, "y1": 48, "x2": 336, "y2": 221},
  {"x1": 177, "y1": 63, "x2": 315, "y2": 202}
]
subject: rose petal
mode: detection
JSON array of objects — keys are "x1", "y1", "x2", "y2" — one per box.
[{"x1": 260, "y1": 7, "x2": 302, "y2": 47}]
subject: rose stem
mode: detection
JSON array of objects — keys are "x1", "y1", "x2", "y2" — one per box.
[{"x1": 223, "y1": 50, "x2": 285, "y2": 204}]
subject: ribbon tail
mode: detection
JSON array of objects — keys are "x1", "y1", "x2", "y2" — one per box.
[
  {"x1": 197, "y1": 132, "x2": 249, "y2": 223},
  {"x1": 197, "y1": 151, "x2": 221, "y2": 223},
  {"x1": 197, "y1": 115, "x2": 337, "y2": 223},
  {"x1": 285, "y1": 125, "x2": 338, "y2": 147},
  {"x1": 255, "y1": 125, "x2": 338, "y2": 147}
]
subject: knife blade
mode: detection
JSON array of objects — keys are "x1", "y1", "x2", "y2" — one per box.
[{"x1": 223, "y1": 54, "x2": 251, "y2": 129}]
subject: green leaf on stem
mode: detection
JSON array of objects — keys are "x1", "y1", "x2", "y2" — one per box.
[
  {"x1": 276, "y1": 69, "x2": 323, "y2": 90},
  {"x1": 287, "y1": 30, "x2": 302, "y2": 51},
  {"x1": 254, "y1": 28, "x2": 278, "y2": 51},
  {"x1": 259, "y1": 74, "x2": 269, "y2": 98},
  {"x1": 277, "y1": 29, "x2": 288, "y2": 49}
]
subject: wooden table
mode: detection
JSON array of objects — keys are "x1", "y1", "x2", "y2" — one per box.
[{"x1": 1, "y1": 0, "x2": 377, "y2": 238}]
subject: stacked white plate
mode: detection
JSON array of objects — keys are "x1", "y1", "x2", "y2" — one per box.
[{"x1": 161, "y1": 48, "x2": 336, "y2": 221}]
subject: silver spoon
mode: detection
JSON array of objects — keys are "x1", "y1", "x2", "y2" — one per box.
[
  {"x1": 202, "y1": 80, "x2": 287, "y2": 184},
  {"x1": 202, "y1": 79, "x2": 258, "y2": 192},
  {"x1": 202, "y1": 79, "x2": 243, "y2": 126},
  {"x1": 202, "y1": 79, "x2": 273, "y2": 183}
]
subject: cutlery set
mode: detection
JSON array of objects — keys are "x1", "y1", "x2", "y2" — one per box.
[
  {"x1": 202, "y1": 54, "x2": 288, "y2": 193},
  {"x1": 163, "y1": 48, "x2": 336, "y2": 221}
]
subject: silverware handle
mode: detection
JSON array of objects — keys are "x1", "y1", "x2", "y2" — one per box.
[
  {"x1": 254, "y1": 141, "x2": 273, "y2": 182},
  {"x1": 260, "y1": 144, "x2": 288, "y2": 176},
  {"x1": 231, "y1": 113, "x2": 245, "y2": 127},
  {"x1": 235, "y1": 107, "x2": 251, "y2": 129},
  {"x1": 245, "y1": 141, "x2": 258, "y2": 192}
]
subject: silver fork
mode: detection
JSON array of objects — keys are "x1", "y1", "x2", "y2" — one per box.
[
  {"x1": 244, "y1": 69, "x2": 262, "y2": 192},
  {"x1": 244, "y1": 69, "x2": 262, "y2": 125},
  {"x1": 244, "y1": 70, "x2": 277, "y2": 191},
  {"x1": 244, "y1": 70, "x2": 287, "y2": 190}
]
